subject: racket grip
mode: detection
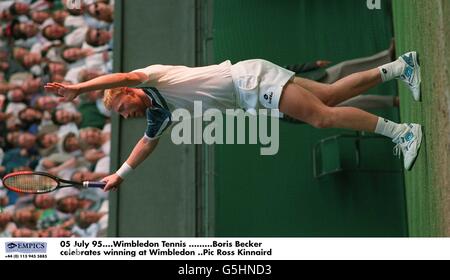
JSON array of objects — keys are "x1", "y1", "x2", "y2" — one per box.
[{"x1": 83, "y1": 181, "x2": 106, "y2": 189}]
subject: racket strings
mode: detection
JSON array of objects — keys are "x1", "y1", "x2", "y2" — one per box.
[{"x1": 3, "y1": 174, "x2": 58, "y2": 193}]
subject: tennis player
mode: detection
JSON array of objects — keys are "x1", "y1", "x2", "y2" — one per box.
[{"x1": 45, "y1": 51, "x2": 422, "y2": 191}]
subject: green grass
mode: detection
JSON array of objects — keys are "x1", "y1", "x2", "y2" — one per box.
[{"x1": 393, "y1": 0, "x2": 450, "y2": 236}]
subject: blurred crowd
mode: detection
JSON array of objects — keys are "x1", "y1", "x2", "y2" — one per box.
[{"x1": 0, "y1": 0, "x2": 114, "y2": 237}]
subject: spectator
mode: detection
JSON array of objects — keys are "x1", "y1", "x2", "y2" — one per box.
[
  {"x1": 17, "y1": 131, "x2": 37, "y2": 150},
  {"x1": 13, "y1": 206, "x2": 40, "y2": 229},
  {"x1": 72, "y1": 169, "x2": 108, "y2": 183},
  {"x1": 18, "y1": 107, "x2": 44, "y2": 131},
  {"x1": 86, "y1": 2, "x2": 113, "y2": 23},
  {"x1": 34, "y1": 193, "x2": 55, "y2": 210},
  {"x1": 35, "y1": 95, "x2": 59, "y2": 111},
  {"x1": 85, "y1": 27, "x2": 111, "y2": 47},
  {"x1": 0, "y1": 211, "x2": 15, "y2": 237},
  {"x1": 51, "y1": 108, "x2": 82, "y2": 126},
  {"x1": 55, "y1": 188, "x2": 80, "y2": 214},
  {"x1": 79, "y1": 126, "x2": 109, "y2": 152},
  {"x1": 36, "y1": 131, "x2": 59, "y2": 155},
  {"x1": 72, "y1": 210, "x2": 107, "y2": 237},
  {"x1": 30, "y1": 10, "x2": 51, "y2": 24},
  {"x1": 7, "y1": 20, "x2": 39, "y2": 40},
  {"x1": 0, "y1": 0, "x2": 113, "y2": 237}
]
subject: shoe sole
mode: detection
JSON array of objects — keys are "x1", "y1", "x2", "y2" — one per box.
[
  {"x1": 406, "y1": 125, "x2": 423, "y2": 171},
  {"x1": 411, "y1": 51, "x2": 422, "y2": 101}
]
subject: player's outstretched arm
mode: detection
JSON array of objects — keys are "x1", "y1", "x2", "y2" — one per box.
[
  {"x1": 102, "y1": 137, "x2": 160, "y2": 191},
  {"x1": 44, "y1": 72, "x2": 148, "y2": 102}
]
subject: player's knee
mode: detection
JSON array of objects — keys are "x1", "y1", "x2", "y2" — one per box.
[
  {"x1": 316, "y1": 84, "x2": 336, "y2": 106},
  {"x1": 310, "y1": 113, "x2": 334, "y2": 129},
  {"x1": 323, "y1": 85, "x2": 339, "y2": 107}
]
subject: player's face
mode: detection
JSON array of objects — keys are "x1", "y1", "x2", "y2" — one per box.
[{"x1": 113, "y1": 91, "x2": 146, "y2": 119}]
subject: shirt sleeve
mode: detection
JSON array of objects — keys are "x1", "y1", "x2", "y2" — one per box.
[{"x1": 131, "y1": 66, "x2": 153, "y2": 88}]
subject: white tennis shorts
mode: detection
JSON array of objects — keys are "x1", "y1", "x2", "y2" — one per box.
[{"x1": 230, "y1": 59, "x2": 295, "y2": 112}]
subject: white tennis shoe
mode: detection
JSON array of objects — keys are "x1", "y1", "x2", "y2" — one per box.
[
  {"x1": 393, "y1": 123, "x2": 423, "y2": 170},
  {"x1": 398, "y1": 51, "x2": 422, "y2": 101}
]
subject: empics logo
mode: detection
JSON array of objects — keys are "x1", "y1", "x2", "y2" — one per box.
[
  {"x1": 5, "y1": 242, "x2": 47, "y2": 254},
  {"x1": 367, "y1": 0, "x2": 381, "y2": 10}
]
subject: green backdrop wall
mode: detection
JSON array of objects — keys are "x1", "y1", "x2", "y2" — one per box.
[{"x1": 211, "y1": 0, "x2": 408, "y2": 237}]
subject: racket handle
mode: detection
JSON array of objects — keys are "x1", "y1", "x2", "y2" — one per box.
[{"x1": 83, "y1": 181, "x2": 106, "y2": 189}]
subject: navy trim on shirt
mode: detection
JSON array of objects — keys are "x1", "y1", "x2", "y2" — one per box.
[{"x1": 141, "y1": 87, "x2": 172, "y2": 139}]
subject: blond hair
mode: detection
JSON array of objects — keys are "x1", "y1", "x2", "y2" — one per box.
[{"x1": 103, "y1": 87, "x2": 128, "y2": 110}]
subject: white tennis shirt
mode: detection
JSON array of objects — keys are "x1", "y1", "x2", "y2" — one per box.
[{"x1": 132, "y1": 60, "x2": 237, "y2": 112}]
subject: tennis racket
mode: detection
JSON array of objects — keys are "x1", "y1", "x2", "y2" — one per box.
[{"x1": 2, "y1": 171, "x2": 106, "y2": 194}]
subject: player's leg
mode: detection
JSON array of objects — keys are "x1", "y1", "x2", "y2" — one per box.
[
  {"x1": 279, "y1": 81, "x2": 422, "y2": 170},
  {"x1": 337, "y1": 95, "x2": 397, "y2": 110},
  {"x1": 293, "y1": 51, "x2": 421, "y2": 106},
  {"x1": 279, "y1": 81, "x2": 379, "y2": 131},
  {"x1": 294, "y1": 68, "x2": 382, "y2": 107},
  {"x1": 323, "y1": 48, "x2": 392, "y2": 83}
]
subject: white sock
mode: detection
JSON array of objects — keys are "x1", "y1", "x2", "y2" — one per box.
[
  {"x1": 374, "y1": 117, "x2": 406, "y2": 139},
  {"x1": 378, "y1": 59, "x2": 405, "y2": 82}
]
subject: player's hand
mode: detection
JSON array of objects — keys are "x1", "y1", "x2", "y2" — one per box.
[
  {"x1": 102, "y1": 174, "x2": 124, "y2": 192},
  {"x1": 316, "y1": 60, "x2": 332, "y2": 68},
  {"x1": 44, "y1": 83, "x2": 80, "y2": 102}
]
